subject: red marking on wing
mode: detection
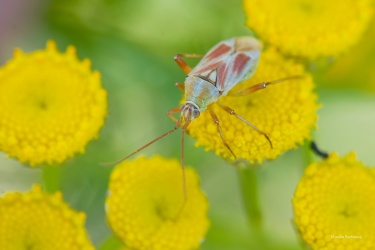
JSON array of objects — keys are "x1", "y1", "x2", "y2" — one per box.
[
  {"x1": 232, "y1": 54, "x2": 251, "y2": 75},
  {"x1": 216, "y1": 52, "x2": 253, "y2": 92},
  {"x1": 193, "y1": 61, "x2": 222, "y2": 75},
  {"x1": 205, "y1": 43, "x2": 231, "y2": 61},
  {"x1": 217, "y1": 62, "x2": 229, "y2": 88}
]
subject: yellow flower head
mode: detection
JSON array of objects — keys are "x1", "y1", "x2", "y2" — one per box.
[
  {"x1": 106, "y1": 156, "x2": 209, "y2": 250},
  {"x1": 0, "y1": 185, "x2": 94, "y2": 250},
  {"x1": 243, "y1": 0, "x2": 374, "y2": 59},
  {"x1": 187, "y1": 48, "x2": 318, "y2": 164},
  {"x1": 293, "y1": 152, "x2": 375, "y2": 249},
  {"x1": 0, "y1": 40, "x2": 107, "y2": 166}
]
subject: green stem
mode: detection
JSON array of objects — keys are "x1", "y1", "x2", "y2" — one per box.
[
  {"x1": 42, "y1": 165, "x2": 61, "y2": 193},
  {"x1": 237, "y1": 164, "x2": 262, "y2": 231},
  {"x1": 98, "y1": 234, "x2": 123, "y2": 250}
]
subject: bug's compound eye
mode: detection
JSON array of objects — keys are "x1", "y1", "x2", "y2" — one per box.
[{"x1": 193, "y1": 108, "x2": 200, "y2": 118}]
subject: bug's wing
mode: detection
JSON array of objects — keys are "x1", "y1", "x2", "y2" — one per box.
[
  {"x1": 189, "y1": 39, "x2": 235, "y2": 79},
  {"x1": 189, "y1": 37, "x2": 261, "y2": 95},
  {"x1": 216, "y1": 49, "x2": 260, "y2": 95}
]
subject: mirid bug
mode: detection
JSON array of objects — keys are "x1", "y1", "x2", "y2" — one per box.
[{"x1": 105, "y1": 37, "x2": 299, "y2": 197}]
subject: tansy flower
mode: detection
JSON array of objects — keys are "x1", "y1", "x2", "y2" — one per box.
[
  {"x1": 187, "y1": 48, "x2": 318, "y2": 164},
  {"x1": 243, "y1": 0, "x2": 374, "y2": 59},
  {"x1": 106, "y1": 156, "x2": 209, "y2": 250},
  {"x1": 293, "y1": 152, "x2": 375, "y2": 249},
  {"x1": 0, "y1": 185, "x2": 94, "y2": 250},
  {"x1": 0, "y1": 40, "x2": 107, "y2": 166}
]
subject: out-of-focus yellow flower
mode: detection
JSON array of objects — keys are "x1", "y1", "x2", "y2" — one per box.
[
  {"x1": 293, "y1": 152, "x2": 375, "y2": 249},
  {"x1": 106, "y1": 156, "x2": 209, "y2": 250},
  {"x1": 243, "y1": 0, "x2": 374, "y2": 59},
  {"x1": 0, "y1": 185, "x2": 94, "y2": 250},
  {"x1": 187, "y1": 48, "x2": 318, "y2": 164},
  {"x1": 324, "y1": 20, "x2": 375, "y2": 91},
  {"x1": 0, "y1": 40, "x2": 107, "y2": 166}
]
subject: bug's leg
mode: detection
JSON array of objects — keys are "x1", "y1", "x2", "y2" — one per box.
[
  {"x1": 208, "y1": 105, "x2": 237, "y2": 159},
  {"x1": 167, "y1": 105, "x2": 181, "y2": 123},
  {"x1": 175, "y1": 82, "x2": 185, "y2": 91},
  {"x1": 174, "y1": 54, "x2": 203, "y2": 74},
  {"x1": 217, "y1": 102, "x2": 273, "y2": 149},
  {"x1": 228, "y1": 76, "x2": 302, "y2": 96}
]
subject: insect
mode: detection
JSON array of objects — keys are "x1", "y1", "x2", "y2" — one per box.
[{"x1": 106, "y1": 37, "x2": 299, "y2": 197}]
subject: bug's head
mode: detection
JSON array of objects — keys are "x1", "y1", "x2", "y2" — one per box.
[{"x1": 181, "y1": 102, "x2": 200, "y2": 122}]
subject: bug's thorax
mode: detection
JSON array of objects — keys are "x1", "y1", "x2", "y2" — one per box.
[{"x1": 184, "y1": 75, "x2": 220, "y2": 112}]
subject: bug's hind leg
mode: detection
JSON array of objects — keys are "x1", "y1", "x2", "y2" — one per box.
[
  {"x1": 174, "y1": 54, "x2": 203, "y2": 74},
  {"x1": 217, "y1": 102, "x2": 273, "y2": 149},
  {"x1": 228, "y1": 76, "x2": 302, "y2": 96},
  {"x1": 208, "y1": 105, "x2": 237, "y2": 159}
]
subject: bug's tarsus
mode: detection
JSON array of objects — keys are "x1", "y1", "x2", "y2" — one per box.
[
  {"x1": 229, "y1": 75, "x2": 303, "y2": 96},
  {"x1": 217, "y1": 101, "x2": 273, "y2": 149},
  {"x1": 208, "y1": 105, "x2": 237, "y2": 159},
  {"x1": 174, "y1": 53, "x2": 203, "y2": 75},
  {"x1": 310, "y1": 141, "x2": 329, "y2": 159},
  {"x1": 263, "y1": 133, "x2": 273, "y2": 149}
]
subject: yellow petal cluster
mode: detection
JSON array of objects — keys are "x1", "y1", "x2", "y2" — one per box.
[
  {"x1": 243, "y1": 0, "x2": 374, "y2": 59},
  {"x1": 106, "y1": 156, "x2": 209, "y2": 250},
  {"x1": 187, "y1": 48, "x2": 318, "y2": 163},
  {"x1": 293, "y1": 152, "x2": 375, "y2": 249},
  {"x1": 0, "y1": 40, "x2": 107, "y2": 166},
  {"x1": 0, "y1": 185, "x2": 94, "y2": 250}
]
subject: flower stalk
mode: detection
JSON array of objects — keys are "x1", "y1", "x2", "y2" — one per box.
[
  {"x1": 237, "y1": 163, "x2": 262, "y2": 230},
  {"x1": 42, "y1": 165, "x2": 61, "y2": 193}
]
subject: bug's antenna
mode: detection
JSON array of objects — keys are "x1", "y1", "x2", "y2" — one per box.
[
  {"x1": 181, "y1": 120, "x2": 191, "y2": 201},
  {"x1": 101, "y1": 117, "x2": 183, "y2": 166},
  {"x1": 172, "y1": 119, "x2": 191, "y2": 221}
]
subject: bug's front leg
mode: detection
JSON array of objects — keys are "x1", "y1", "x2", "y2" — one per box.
[
  {"x1": 174, "y1": 54, "x2": 203, "y2": 74},
  {"x1": 217, "y1": 102, "x2": 273, "y2": 149},
  {"x1": 208, "y1": 105, "x2": 237, "y2": 159},
  {"x1": 229, "y1": 76, "x2": 302, "y2": 96},
  {"x1": 167, "y1": 105, "x2": 182, "y2": 123}
]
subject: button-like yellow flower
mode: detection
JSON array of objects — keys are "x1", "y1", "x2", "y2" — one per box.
[
  {"x1": 243, "y1": 0, "x2": 373, "y2": 59},
  {"x1": 187, "y1": 48, "x2": 318, "y2": 163},
  {"x1": 0, "y1": 40, "x2": 107, "y2": 166},
  {"x1": 106, "y1": 156, "x2": 209, "y2": 250},
  {"x1": 0, "y1": 185, "x2": 94, "y2": 250},
  {"x1": 293, "y1": 152, "x2": 375, "y2": 249}
]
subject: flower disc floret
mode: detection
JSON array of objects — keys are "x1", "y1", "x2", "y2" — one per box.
[
  {"x1": 0, "y1": 185, "x2": 94, "y2": 250},
  {"x1": 0, "y1": 40, "x2": 107, "y2": 166},
  {"x1": 243, "y1": 0, "x2": 373, "y2": 59},
  {"x1": 106, "y1": 156, "x2": 209, "y2": 250},
  {"x1": 293, "y1": 152, "x2": 375, "y2": 249}
]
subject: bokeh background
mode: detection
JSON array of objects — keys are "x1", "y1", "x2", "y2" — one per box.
[{"x1": 1, "y1": 0, "x2": 375, "y2": 249}]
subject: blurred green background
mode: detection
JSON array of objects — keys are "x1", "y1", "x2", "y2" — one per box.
[{"x1": 0, "y1": 0, "x2": 375, "y2": 249}]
